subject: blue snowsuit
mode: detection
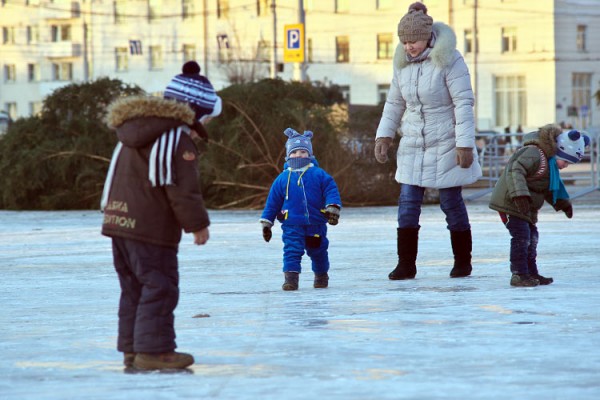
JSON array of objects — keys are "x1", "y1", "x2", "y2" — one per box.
[{"x1": 261, "y1": 160, "x2": 342, "y2": 274}]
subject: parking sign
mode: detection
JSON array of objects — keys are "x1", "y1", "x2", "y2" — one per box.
[{"x1": 284, "y1": 24, "x2": 304, "y2": 63}]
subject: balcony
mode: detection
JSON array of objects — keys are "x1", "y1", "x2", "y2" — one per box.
[
  {"x1": 43, "y1": 1, "x2": 81, "y2": 20},
  {"x1": 41, "y1": 42, "x2": 82, "y2": 59}
]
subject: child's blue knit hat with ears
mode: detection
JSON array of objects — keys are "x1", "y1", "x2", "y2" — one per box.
[
  {"x1": 284, "y1": 128, "x2": 314, "y2": 158},
  {"x1": 556, "y1": 129, "x2": 590, "y2": 164}
]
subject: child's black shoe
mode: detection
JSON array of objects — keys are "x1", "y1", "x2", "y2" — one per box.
[
  {"x1": 510, "y1": 274, "x2": 540, "y2": 287},
  {"x1": 531, "y1": 274, "x2": 553, "y2": 285}
]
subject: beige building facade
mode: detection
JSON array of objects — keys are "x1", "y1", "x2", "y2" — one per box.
[{"x1": 1, "y1": 0, "x2": 599, "y2": 133}]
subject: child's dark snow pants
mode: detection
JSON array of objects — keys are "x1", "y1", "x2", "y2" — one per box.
[{"x1": 111, "y1": 237, "x2": 179, "y2": 353}]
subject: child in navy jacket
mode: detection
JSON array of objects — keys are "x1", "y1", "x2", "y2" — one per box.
[{"x1": 260, "y1": 128, "x2": 342, "y2": 290}]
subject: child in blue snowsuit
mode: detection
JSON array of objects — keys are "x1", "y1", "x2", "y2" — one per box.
[{"x1": 260, "y1": 128, "x2": 342, "y2": 291}]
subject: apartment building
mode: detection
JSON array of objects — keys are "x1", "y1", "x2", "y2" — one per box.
[{"x1": 1, "y1": 0, "x2": 599, "y2": 133}]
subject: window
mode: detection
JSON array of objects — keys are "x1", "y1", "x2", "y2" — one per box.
[
  {"x1": 217, "y1": 0, "x2": 229, "y2": 19},
  {"x1": 377, "y1": 84, "x2": 390, "y2": 104},
  {"x1": 2, "y1": 26, "x2": 15, "y2": 44},
  {"x1": 336, "y1": 35, "x2": 349, "y2": 63},
  {"x1": 257, "y1": 40, "x2": 270, "y2": 62},
  {"x1": 149, "y1": 45, "x2": 163, "y2": 69},
  {"x1": 335, "y1": 0, "x2": 349, "y2": 13},
  {"x1": 51, "y1": 25, "x2": 71, "y2": 42},
  {"x1": 182, "y1": 0, "x2": 194, "y2": 19},
  {"x1": 114, "y1": 0, "x2": 127, "y2": 24},
  {"x1": 29, "y1": 102, "x2": 42, "y2": 116},
  {"x1": 377, "y1": 33, "x2": 393, "y2": 60},
  {"x1": 52, "y1": 62, "x2": 73, "y2": 81},
  {"x1": 27, "y1": 63, "x2": 40, "y2": 82},
  {"x1": 4, "y1": 64, "x2": 16, "y2": 82},
  {"x1": 257, "y1": 0, "x2": 269, "y2": 16},
  {"x1": 183, "y1": 44, "x2": 196, "y2": 62},
  {"x1": 27, "y1": 26, "x2": 39, "y2": 44},
  {"x1": 338, "y1": 85, "x2": 350, "y2": 103},
  {"x1": 376, "y1": 0, "x2": 393, "y2": 10},
  {"x1": 307, "y1": 38, "x2": 313, "y2": 62},
  {"x1": 576, "y1": 25, "x2": 587, "y2": 52},
  {"x1": 115, "y1": 47, "x2": 128, "y2": 72},
  {"x1": 217, "y1": 34, "x2": 231, "y2": 62},
  {"x1": 501, "y1": 27, "x2": 517, "y2": 53},
  {"x1": 572, "y1": 73, "x2": 592, "y2": 121},
  {"x1": 53, "y1": 63, "x2": 73, "y2": 81},
  {"x1": 464, "y1": 29, "x2": 478, "y2": 54},
  {"x1": 5, "y1": 102, "x2": 17, "y2": 120},
  {"x1": 148, "y1": 0, "x2": 161, "y2": 22},
  {"x1": 494, "y1": 75, "x2": 526, "y2": 127}
]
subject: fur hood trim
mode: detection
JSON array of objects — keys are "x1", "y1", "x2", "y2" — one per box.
[
  {"x1": 393, "y1": 22, "x2": 457, "y2": 70},
  {"x1": 105, "y1": 96, "x2": 196, "y2": 129},
  {"x1": 523, "y1": 124, "x2": 562, "y2": 157}
]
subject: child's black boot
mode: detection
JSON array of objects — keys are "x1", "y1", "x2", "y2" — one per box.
[
  {"x1": 531, "y1": 274, "x2": 553, "y2": 285},
  {"x1": 510, "y1": 273, "x2": 540, "y2": 287}
]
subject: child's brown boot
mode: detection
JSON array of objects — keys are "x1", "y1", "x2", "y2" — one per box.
[
  {"x1": 282, "y1": 272, "x2": 299, "y2": 291},
  {"x1": 313, "y1": 273, "x2": 329, "y2": 288},
  {"x1": 133, "y1": 351, "x2": 194, "y2": 370},
  {"x1": 123, "y1": 352, "x2": 136, "y2": 368}
]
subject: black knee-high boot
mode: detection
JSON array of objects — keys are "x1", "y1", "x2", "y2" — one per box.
[
  {"x1": 450, "y1": 229, "x2": 472, "y2": 278},
  {"x1": 388, "y1": 227, "x2": 419, "y2": 280}
]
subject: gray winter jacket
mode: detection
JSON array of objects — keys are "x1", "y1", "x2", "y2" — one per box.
[{"x1": 376, "y1": 22, "x2": 481, "y2": 188}]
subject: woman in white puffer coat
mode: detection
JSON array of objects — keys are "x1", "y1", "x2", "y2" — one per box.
[{"x1": 374, "y1": 2, "x2": 481, "y2": 281}]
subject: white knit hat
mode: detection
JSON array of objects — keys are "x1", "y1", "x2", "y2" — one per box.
[{"x1": 555, "y1": 129, "x2": 590, "y2": 163}]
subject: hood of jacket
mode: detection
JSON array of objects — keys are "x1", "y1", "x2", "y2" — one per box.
[
  {"x1": 521, "y1": 124, "x2": 562, "y2": 158},
  {"x1": 105, "y1": 96, "x2": 196, "y2": 148},
  {"x1": 393, "y1": 21, "x2": 456, "y2": 70}
]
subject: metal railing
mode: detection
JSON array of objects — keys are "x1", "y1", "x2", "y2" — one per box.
[{"x1": 464, "y1": 131, "x2": 599, "y2": 201}]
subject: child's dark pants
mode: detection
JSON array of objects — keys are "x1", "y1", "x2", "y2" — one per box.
[
  {"x1": 111, "y1": 237, "x2": 179, "y2": 353},
  {"x1": 502, "y1": 214, "x2": 539, "y2": 275}
]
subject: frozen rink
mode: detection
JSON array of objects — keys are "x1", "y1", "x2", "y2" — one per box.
[{"x1": 1, "y1": 200, "x2": 600, "y2": 399}]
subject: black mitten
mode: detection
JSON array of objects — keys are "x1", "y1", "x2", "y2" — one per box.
[
  {"x1": 562, "y1": 204, "x2": 573, "y2": 219},
  {"x1": 261, "y1": 221, "x2": 273, "y2": 242},
  {"x1": 325, "y1": 205, "x2": 340, "y2": 225}
]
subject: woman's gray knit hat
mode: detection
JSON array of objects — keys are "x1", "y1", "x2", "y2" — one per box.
[{"x1": 397, "y1": 2, "x2": 433, "y2": 43}]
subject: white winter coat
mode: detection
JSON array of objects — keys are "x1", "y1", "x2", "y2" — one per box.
[{"x1": 376, "y1": 22, "x2": 482, "y2": 188}]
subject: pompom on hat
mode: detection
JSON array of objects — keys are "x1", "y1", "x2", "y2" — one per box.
[
  {"x1": 397, "y1": 2, "x2": 433, "y2": 43},
  {"x1": 284, "y1": 128, "x2": 313, "y2": 158},
  {"x1": 164, "y1": 61, "x2": 222, "y2": 122},
  {"x1": 555, "y1": 129, "x2": 590, "y2": 164}
]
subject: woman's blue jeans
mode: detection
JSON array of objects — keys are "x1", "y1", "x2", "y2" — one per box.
[{"x1": 397, "y1": 184, "x2": 471, "y2": 231}]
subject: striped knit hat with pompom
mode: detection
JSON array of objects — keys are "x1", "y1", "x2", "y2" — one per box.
[{"x1": 164, "y1": 61, "x2": 222, "y2": 122}]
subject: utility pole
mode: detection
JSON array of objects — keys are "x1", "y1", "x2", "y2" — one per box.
[
  {"x1": 203, "y1": 0, "x2": 209, "y2": 76},
  {"x1": 473, "y1": 0, "x2": 478, "y2": 130},
  {"x1": 270, "y1": 0, "x2": 277, "y2": 79},
  {"x1": 293, "y1": 0, "x2": 306, "y2": 82}
]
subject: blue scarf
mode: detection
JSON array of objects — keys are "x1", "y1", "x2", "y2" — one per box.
[{"x1": 548, "y1": 156, "x2": 569, "y2": 204}]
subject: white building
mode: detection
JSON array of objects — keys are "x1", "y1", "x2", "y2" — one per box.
[{"x1": 1, "y1": 0, "x2": 599, "y2": 133}]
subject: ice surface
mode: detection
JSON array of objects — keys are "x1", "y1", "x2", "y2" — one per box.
[{"x1": 1, "y1": 204, "x2": 599, "y2": 399}]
